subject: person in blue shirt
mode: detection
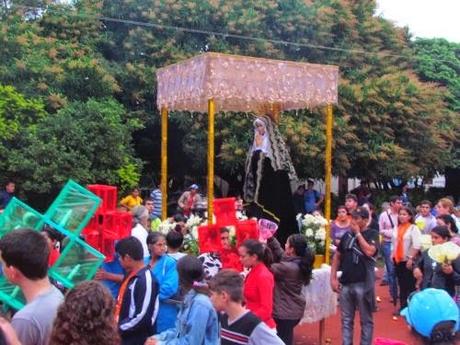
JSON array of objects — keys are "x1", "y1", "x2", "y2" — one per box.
[
  {"x1": 145, "y1": 255, "x2": 219, "y2": 345},
  {"x1": 303, "y1": 180, "x2": 324, "y2": 214},
  {"x1": 150, "y1": 185, "x2": 162, "y2": 220},
  {"x1": 0, "y1": 181, "x2": 15, "y2": 211},
  {"x1": 146, "y1": 232, "x2": 179, "y2": 333},
  {"x1": 96, "y1": 255, "x2": 125, "y2": 299}
]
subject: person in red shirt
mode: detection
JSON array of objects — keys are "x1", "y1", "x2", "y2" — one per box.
[
  {"x1": 238, "y1": 239, "x2": 276, "y2": 329},
  {"x1": 219, "y1": 227, "x2": 242, "y2": 272},
  {"x1": 41, "y1": 226, "x2": 63, "y2": 267}
]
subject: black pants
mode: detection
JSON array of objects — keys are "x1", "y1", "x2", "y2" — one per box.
[
  {"x1": 394, "y1": 261, "x2": 416, "y2": 309},
  {"x1": 274, "y1": 318, "x2": 300, "y2": 345}
]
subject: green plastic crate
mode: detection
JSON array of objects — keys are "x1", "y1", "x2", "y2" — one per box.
[
  {"x1": 0, "y1": 198, "x2": 45, "y2": 236},
  {"x1": 49, "y1": 237, "x2": 105, "y2": 289},
  {"x1": 0, "y1": 180, "x2": 105, "y2": 310},
  {"x1": 44, "y1": 180, "x2": 101, "y2": 237},
  {"x1": 0, "y1": 276, "x2": 25, "y2": 310}
]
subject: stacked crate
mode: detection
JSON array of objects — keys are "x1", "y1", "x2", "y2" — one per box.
[
  {"x1": 0, "y1": 180, "x2": 106, "y2": 310},
  {"x1": 83, "y1": 185, "x2": 132, "y2": 261},
  {"x1": 198, "y1": 197, "x2": 258, "y2": 253}
]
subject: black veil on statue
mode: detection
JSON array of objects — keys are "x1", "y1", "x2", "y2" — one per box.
[{"x1": 243, "y1": 115, "x2": 298, "y2": 245}]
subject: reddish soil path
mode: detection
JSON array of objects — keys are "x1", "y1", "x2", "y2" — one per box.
[{"x1": 294, "y1": 270, "x2": 422, "y2": 345}]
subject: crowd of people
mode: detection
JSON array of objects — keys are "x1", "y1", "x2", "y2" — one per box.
[
  {"x1": 0, "y1": 178, "x2": 459, "y2": 345},
  {"x1": 328, "y1": 192, "x2": 460, "y2": 345}
]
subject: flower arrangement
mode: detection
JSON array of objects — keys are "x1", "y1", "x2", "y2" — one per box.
[
  {"x1": 157, "y1": 220, "x2": 177, "y2": 235},
  {"x1": 156, "y1": 215, "x2": 204, "y2": 256},
  {"x1": 185, "y1": 214, "x2": 202, "y2": 239},
  {"x1": 298, "y1": 213, "x2": 328, "y2": 255},
  {"x1": 182, "y1": 215, "x2": 203, "y2": 256}
]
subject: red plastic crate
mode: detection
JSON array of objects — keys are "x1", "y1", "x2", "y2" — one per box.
[
  {"x1": 198, "y1": 224, "x2": 222, "y2": 254},
  {"x1": 213, "y1": 197, "x2": 237, "y2": 227},
  {"x1": 85, "y1": 232, "x2": 102, "y2": 252},
  {"x1": 100, "y1": 211, "x2": 133, "y2": 240},
  {"x1": 101, "y1": 237, "x2": 115, "y2": 262},
  {"x1": 87, "y1": 184, "x2": 117, "y2": 213},
  {"x1": 82, "y1": 216, "x2": 99, "y2": 236},
  {"x1": 236, "y1": 219, "x2": 258, "y2": 248}
]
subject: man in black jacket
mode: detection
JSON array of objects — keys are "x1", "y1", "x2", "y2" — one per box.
[{"x1": 116, "y1": 237, "x2": 159, "y2": 345}]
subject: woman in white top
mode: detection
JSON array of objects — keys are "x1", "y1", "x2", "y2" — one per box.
[
  {"x1": 130, "y1": 206, "x2": 150, "y2": 259},
  {"x1": 392, "y1": 206, "x2": 421, "y2": 312}
]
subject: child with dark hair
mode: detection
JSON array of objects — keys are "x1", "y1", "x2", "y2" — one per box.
[
  {"x1": 145, "y1": 255, "x2": 219, "y2": 345},
  {"x1": 436, "y1": 214, "x2": 460, "y2": 246},
  {"x1": 41, "y1": 225, "x2": 64, "y2": 267},
  {"x1": 267, "y1": 234, "x2": 314, "y2": 344},
  {"x1": 0, "y1": 228, "x2": 64, "y2": 345},
  {"x1": 238, "y1": 239, "x2": 276, "y2": 329},
  {"x1": 166, "y1": 230, "x2": 186, "y2": 261},
  {"x1": 209, "y1": 270, "x2": 284, "y2": 345},
  {"x1": 115, "y1": 236, "x2": 159, "y2": 345}
]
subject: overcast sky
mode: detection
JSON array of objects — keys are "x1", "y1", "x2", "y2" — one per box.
[{"x1": 376, "y1": 0, "x2": 460, "y2": 42}]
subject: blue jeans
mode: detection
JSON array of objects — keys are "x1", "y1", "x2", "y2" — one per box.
[{"x1": 381, "y1": 241, "x2": 398, "y2": 303}]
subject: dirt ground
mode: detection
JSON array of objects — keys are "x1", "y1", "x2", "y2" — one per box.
[{"x1": 293, "y1": 269, "x2": 460, "y2": 345}]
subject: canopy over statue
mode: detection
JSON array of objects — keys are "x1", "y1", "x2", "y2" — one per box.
[
  {"x1": 156, "y1": 52, "x2": 338, "y2": 115},
  {"x1": 156, "y1": 51, "x2": 338, "y2": 250}
]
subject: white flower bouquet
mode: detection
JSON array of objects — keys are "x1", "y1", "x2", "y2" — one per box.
[
  {"x1": 185, "y1": 214, "x2": 203, "y2": 239},
  {"x1": 297, "y1": 213, "x2": 328, "y2": 255},
  {"x1": 157, "y1": 220, "x2": 177, "y2": 235}
]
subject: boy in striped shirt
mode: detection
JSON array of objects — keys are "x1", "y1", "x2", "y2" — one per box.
[{"x1": 209, "y1": 270, "x2": 284, "y2": 345}]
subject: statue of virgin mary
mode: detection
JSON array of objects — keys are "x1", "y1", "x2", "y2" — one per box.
[{"x1": 243, "y1": 115, "x2": 298, "y2": 245}]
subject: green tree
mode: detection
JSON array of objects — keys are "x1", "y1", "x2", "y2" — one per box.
[
  {"x1": 413, "y1": 38, "x2": 460, "y2": 112},
  {"x1": 0, "y1": 84, "x2": 46, "y2": 182},
  {"x1": 6, "y1": 98, "x2": 142, "y2": 194},
  {"x1": 1, "y1": 0, "x2": 457, "y2": 197},
  {"x1": 99, "y1": 0, "x2": 455, "y2": 186}
]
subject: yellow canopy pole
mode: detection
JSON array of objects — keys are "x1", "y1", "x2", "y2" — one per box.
[
  {"x1": 161, "y1": 107, "x2": 168, "y2": 220},
  {"x1": 207, "y1": 99, "x2": 215, "y2": 224},
  {"x1": 324, "y1": 104, "x2": 333, "y2": 264},
  {"x1": 318, "y1": 104, "x2": 333, "y2": 345}
]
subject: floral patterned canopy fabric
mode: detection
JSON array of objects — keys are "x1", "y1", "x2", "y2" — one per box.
[{"x1": 156, "y1": 52, "x2": 339, "y2": 113}]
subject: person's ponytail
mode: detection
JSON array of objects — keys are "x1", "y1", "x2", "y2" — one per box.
[
  {"x1": 287, "y1": 234, "x2": 314, "y2": 285},
  {"x1": 241, "y1": 239, "x2": 273, "y2": 267}
]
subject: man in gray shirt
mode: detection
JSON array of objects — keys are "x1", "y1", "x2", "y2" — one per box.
[{"x1": 0, "y1": 229, "x2": 63, "y2": 345}]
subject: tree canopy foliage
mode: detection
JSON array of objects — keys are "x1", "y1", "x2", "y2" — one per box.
[{"x1": 0, "y1": 0, "x2": 458, "y2": 201}]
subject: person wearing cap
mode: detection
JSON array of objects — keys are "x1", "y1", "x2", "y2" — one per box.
[
  {"x1": 331, "y1": 207, "x2": 379, "y2": 345},
  {"x1": 400, "y1": 288, "x2": 459, "y2": 343},
  {"x1": 177, "y1": 184, "x2": 202, "y2": 217}
]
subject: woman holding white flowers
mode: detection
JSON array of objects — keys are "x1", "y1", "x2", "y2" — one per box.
[{"x1": 267, "y1": 234, "x2": 314, "y2": 345}]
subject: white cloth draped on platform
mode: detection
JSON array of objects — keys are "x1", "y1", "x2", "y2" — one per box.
[{"x1": 301, "y1": 265, "x2": 337, "y2": 324}]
